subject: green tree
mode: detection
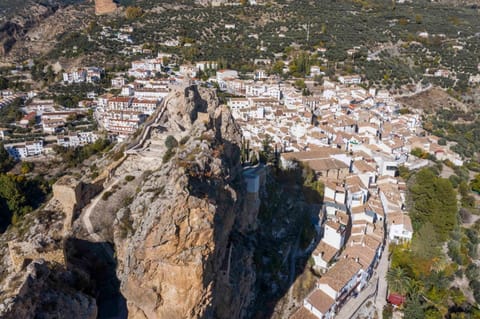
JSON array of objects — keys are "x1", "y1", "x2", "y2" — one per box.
[
  {"x1": 411, "y1": 147, "x2": 426, "y2": 158},
  {"x1": 0, "y1": 77, "x2": 9, "y2": 90},
  {"x1": 165, "y1": 135, "x2": 178, "y2": 150},
  {"x1": 415, "y1": 14, "x2": 423, "y2": 24},
  {"x1": 470, "y1": 174, "x2": 480, "y2": 194},
  {"x1": 0, "y1": 174, "x2": 27, "y2": 214},
  {"x1": 409, "y1": 169, "x2": 457, "y2": 241},
  {"x1": 386, "y1": 267, "x2": 409, "y2": 295},
  {"x1": 270, "y1": 61, "x2": 284, "y2": 75},
  {"x1": 289, "y1": 52, "x2": 311, "y2": 77},
  {"x1": 294, "y1": 79, "x2": 306, "y2": 90},
  {"x1": 0, "y1": 142, "x2": 15, "y2": 173},
  {"x1": 411, "y1": 222, "x2": 440, "y2": 259},
  {"x1": 404, "y1": 296, "x2": 425, "y2": 319},
  {"x1": 259, "y1": 135, "x2": 275, "y2": 164},
  {"x1": 20, "y1": 162, "x2": 34, "y2": 175}
]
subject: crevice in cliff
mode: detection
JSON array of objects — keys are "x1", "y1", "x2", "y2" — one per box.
[
  {"x1": 65, "y1": 238, "x2": 127, "y2": 319},
  {"x1": 248, "y1": 166, "x2": 321, "y2": 319}
]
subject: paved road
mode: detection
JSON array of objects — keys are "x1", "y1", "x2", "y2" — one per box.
[
  {"x1": 392, "y1": 83, "x2": 432, "y2": 98},
  {"x1": 334, "y1": 241, "x2": 390, "y2": 319},
  {"x1": 335, "y1": 277, "x2": 378, "y2": 319},
  {"x1": 375, "y1": 241, "x2": 390, "y2": 319}
]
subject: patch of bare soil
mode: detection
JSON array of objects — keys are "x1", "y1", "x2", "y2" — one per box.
[{"x1": 398, "y1": 87, "x2": 467, "y2": 113}]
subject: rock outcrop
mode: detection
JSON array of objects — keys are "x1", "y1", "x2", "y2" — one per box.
[
  {"x1": 0, "y1": 1, "x2": 93, "y2": 61},
  {"x1": 0, "y1": 86, "x2": 259, "y2": 319},
  {"x1": 0, "y1": 260, "x2": 97, "y2": 319},
  {"x1": 0, "y1": 3, "x2": 57, "y2": 56},
  {"x1": 0, "y1": 201, "x2": 99, "y2": 319},
  {"x1": 113, "y1": 86, "x2": 256, "y2": 318},
  {"x1": 94, "y1": 0, "x2": 117, "y2": 15}
]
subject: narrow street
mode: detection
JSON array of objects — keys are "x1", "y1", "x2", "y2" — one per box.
[
  {"x1": 335, "y1": 277, "x2": 378, "y2": 319},
  {"x1": 334, "y1": 241, "x2": 390, "y2": 319},
  {"x1": 375, "y1": 241, "x2": 390, "y2": 319}
]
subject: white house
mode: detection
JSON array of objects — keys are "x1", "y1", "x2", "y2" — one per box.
[
  {"x1": 63, "y1": 68, "x2": 87, "y2": 84},
  {"x1": 316, "y1": 258, "x2": 364, "y2": 303},
  {"x1": 133, "y1": 88, "x2": 169, "y2": 101},
  {"x1": 111, "y1": 77, "x2": 126, "y2": 88},
  {"x1": 387, "y1": 211, "x2": 413, "y2": 243},
  {"x1": 5, "y1": 140, "x2": 44, "y2": 160},
  {"x1": 352, "y1": 160, "x2": 377, "y2": 188},
  {"x1": 312, "y1": 240, "x2": 340, "y2": 270},
  {"x1": 324, "y1": 181, "x2": 346, "y2": 204},
  {"x1": 338, "y1": 75, "x2": 362, "y2": 85},
  {"x1": 345, "y1": 175, "x2": 369, "y2": 209},
  {"x1": 323, "y1": 220, "x2": 346, "y2": 250},
  {"x1": 303, "y1": 289, "x2": 336, "y2": 319}
]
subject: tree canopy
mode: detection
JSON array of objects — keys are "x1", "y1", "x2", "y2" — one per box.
[
  {"x1": 0, "y1": 173, "x2": 49, "y2": 231},
  {"x1": 409, "y1": 168, "x2": 457, "y2": 241}
]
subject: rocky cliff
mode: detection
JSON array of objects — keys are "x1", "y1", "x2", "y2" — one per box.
[
  {"x1": 113, "y1": 86, "x2": 256, "y2": 318},
  {"x1": 0, "y1": 200, "x2": 98, "y2": 319},
  {"x1": 0, "y1": 0, "x2": 92, "y2": 60},
  {"x1": 0, "y1": 86, "x2": 259, "y2": 319},
  {"x1": 0, "y1": 2, "x2": 56, "y2": 56}
]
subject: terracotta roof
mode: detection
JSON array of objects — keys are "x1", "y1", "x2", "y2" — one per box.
[
  {"x1": 351, "y1": 225, "x2": 366, "y2": 235},
  {"x1": 290, "y1": 307, "x2": 318, "y2": 319},
  {"x1": 305, "y1": 289, "x2": 335, "y2": 314},
  {"x1": 281, "y1": 148, "x2": 344, "y2": 161},
  {"x1": 307, "y1": 158, "x2": 349, "y2": 172},
  {"x1": 388, "y1": 293, "x2": 406, "y2": 306},
  {"x1": 336, "y1": 211, "x2": 350, "y2": 225},
  {"x1": 387, "y1": 212, "x2": 413, "y2": 232},
  {"x1": 313, "y1": 240, "x2": 339, "y2": 263},
  {"x1": 353, "y1": 160, "x2": 376, "y2": 173},
  {"x1": 346, "y1": 175, "x2": 368, "y2": 190},
  {"x1": 317, "y1": 258, "x2": 362, "y2": 291},
  {"x1": 352, "y1": 150, "x2": 373, "y2": 160},
  {"x1": 108, "y1": 97, "x2": 131, "y2": 103},
  {"x1": 325, "y1": 220, "x2": 345, "y2": 232}
]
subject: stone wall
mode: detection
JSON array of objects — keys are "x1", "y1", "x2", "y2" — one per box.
[
  {"x1": 8, "y1": 241, "x2": 66, "y2": 272},
  {"x1": 52, "y1": 175, "x2": 103, "y2": 232},
  {"x1": 53, "y1": 176, "x2": 82, "y2": 213},
  {"x1": 52, "y1": 176, "x2": 82, "y2": 232}
]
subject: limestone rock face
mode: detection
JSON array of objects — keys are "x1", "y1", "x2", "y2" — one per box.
[
  {"x1": 0, "y1": 86, "x2": 257, "y2": 319},
  {"x1": 0, "y1": 2, "x2": 93, "y2": 61},
  {"x1": 0, "y1": 260, "x2": 97, "y2": 319},
  {"x1": 113, "y1": 86, "x2": 256, "y2": 319},
  {"x1": 0, "y1": 202, "x2": 99, "y2": 319},
  {"x1": 95, "y1": 0, "x2": 117, "y2": 15}
]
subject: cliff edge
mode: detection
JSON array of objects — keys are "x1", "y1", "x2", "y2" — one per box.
[{"x1": 112, "y1": 86, "x2": 256, "y2": 318}]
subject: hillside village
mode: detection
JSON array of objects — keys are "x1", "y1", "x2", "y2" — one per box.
[
  {"x1": 0, "y1": 50, "x2": 463, "y2": 164},
  {"x1": 0, "y1": 48, "x2": 474, "y2": 318},
  {"x1": 215, "y1": 66, "x2": 437, "y2": 318},
  {"x1": 1, "y1": 0, "x2": 480, "y2": 318}
]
